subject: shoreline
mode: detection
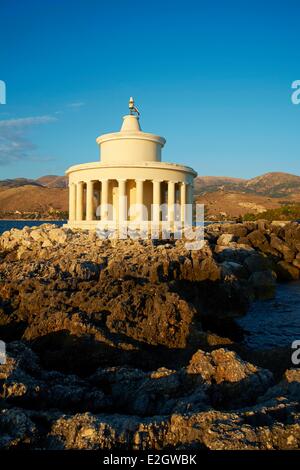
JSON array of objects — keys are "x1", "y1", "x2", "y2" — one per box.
[{"x1": 0, "y1": 219, "x2": 66, "y2": 222}]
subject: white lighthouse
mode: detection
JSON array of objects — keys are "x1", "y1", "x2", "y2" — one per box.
[{"x1": 65, "y1": 98, "x2": 197, "y2": 231}]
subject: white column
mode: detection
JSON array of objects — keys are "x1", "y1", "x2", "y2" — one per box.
[
  {"x1": 86, "y1": 180, "x2": 94, "y2": 221},
  {"x1": 101, "y1": 180, "x2": 109, "y2": 220},
  {"x1": 187, "y1": 183, "x2": 193, "y2": 205},
  {"x1": 118, "y1": 179, "x2": 127, "y2": 223},
  {"x1": 136, "y1": 179, "x2": 144, "y2": 221},
  {"x1": 96, "y1": 183, "x2": 101, "y2": 219},
  {"x1": 180, "y1": 182, "x2": 186, "y2": 223},
  {"x1": 76, "y1": 181, "x2": 84, "y2": 221},
  {"x1": 152, "y1": 180, "x2": 161, "y2": 224},
  {"x1": 69, "y1": 183, "x2": 76, "y2": 222},
  {"x1": 167, "y1": 181, "x2": 175, "y2": 223},
  {"x1": 186, "y1": 183, "x2": 193, "y2": 226}
]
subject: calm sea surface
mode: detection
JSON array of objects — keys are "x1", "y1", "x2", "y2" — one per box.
[
  {"x1": 237, "y1": 281, "x2": 300, "y2": 349},
  {"x1": 0, "y1": 220, "x2": 66, "y2": 234},
  {"x1": 0, "y1": 220, "x2": 299, "y2": 350}
]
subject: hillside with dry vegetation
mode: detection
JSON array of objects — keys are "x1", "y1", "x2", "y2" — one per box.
[
  {"x1": 195, "y1": 172, "x2": 300, "y2": 221},
  {"x1": 0, "y1": 176, "x2": 68, "y2": 219}
]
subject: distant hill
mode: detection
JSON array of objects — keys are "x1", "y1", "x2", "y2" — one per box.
[
  {"x1": 0, "y1": 175, "x2": 68, "y2": 190},
  {"x1": 36, "y1": 175, "x2": 68, "y2": 188},
  {"x1": 0, "y1": 175, "x2": 68, "y2": 217},
  {"x1": 194, "y1": 176, "x2": 245, "y2": 194},
  {"x1": 194, "y1": 172, "x2": 300, "y2": 220},
  {"x1": 195, "y1": 172, "x2": 300, "y2": 197},
  {"x1": 0, "y1": 178, "x2": 42, "y2": 189},
  {"x1": 0, "y1": 185, "x2": 68, "y2": 213},
  {"x1": 244, "y1": 172, "x2": 300, "y2": 197}
]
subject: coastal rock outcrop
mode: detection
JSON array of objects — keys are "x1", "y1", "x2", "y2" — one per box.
[
  {"x1": 2, "y1": 340, "x2": 297, "y2": 450},
  {"x1": 0, "y1": 221, "x2": 299, "y2": 450},
  {"x1": 208, "y1": 221, "x2": 300, "y2": 280}
]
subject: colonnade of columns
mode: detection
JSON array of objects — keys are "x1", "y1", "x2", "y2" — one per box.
[{"x1": 69, "y1": 179, "x2": 193, "y2": 223}]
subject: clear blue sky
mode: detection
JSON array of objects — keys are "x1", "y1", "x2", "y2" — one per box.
[{"x1": 0, "y1": 0, "x2": 299, "y2": 179}]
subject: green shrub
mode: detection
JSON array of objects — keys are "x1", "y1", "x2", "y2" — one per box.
[{"x1": 243, "y1": 205, "x2": 300, "y2": 222}]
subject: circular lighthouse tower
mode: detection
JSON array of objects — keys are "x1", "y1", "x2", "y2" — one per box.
[{"x1": 65, "y1": 98, "x2": 197, "y2": 230}]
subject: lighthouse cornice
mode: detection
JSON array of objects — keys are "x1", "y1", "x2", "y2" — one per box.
[
  {"x1": 96, "y1": 131, "x2": 166, "y2": 147},
  {"x1": 66, "y1": 160, "x2": 197, "y2": 177}
]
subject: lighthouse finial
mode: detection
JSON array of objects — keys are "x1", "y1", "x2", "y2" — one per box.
[{"x1": 128, "y1": 97, "x2": 140, "y2": 116}]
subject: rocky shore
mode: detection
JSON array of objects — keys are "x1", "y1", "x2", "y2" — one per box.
[{"x1": 0, "y1": 221, "x2": 299, "y2": 450}]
